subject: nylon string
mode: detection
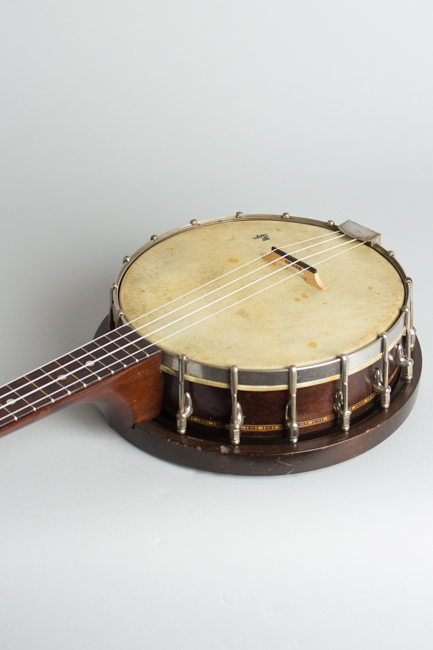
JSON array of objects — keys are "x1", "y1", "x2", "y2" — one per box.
[
  {"x1": 123, "y1": 230, "x2": 339, "y2": 324},
  {"x1": 128, "y1": 233, "x2": 345, "y2": 333},
  {"x1": 0, "y1": 239, "x2": 364, "y2": 422},
  {"x1": 0, "y1": 231, "x2": 344, "y2": 401}
]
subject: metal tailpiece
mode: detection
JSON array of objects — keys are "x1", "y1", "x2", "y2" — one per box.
[
  {"x1": 338, "y1": 220, "x2": 381, "y2": 246},
  {"x1": 230, "y1": 366, "x2": 244, "y2": 445},
  {"x1": 333, "y1": 355, "x2": 351, "y2": 432},
  {"x1": 373, "y1": 333, "x2": 391, "y2": 409},
  {"x1": 284, "y1": 365, "x2": 299, "y2": 442},
  {"x1": 176, "y1": 354, "x2": 193, "y2": 434}
]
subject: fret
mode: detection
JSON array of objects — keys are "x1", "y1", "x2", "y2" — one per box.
[
  {"x1": 51, "y1": 358, "x2": 87, "y2": 389},
  {"x1": 110, "y1": 337, "x2": 148, "y2": 363},
  {"x1": 65, "y1": 349, "x2": 107, "y2": 383},
  {"x1": 0, "y1": 374, "x2": 51, "y2": 408},
  {"x1": 6, "y1": 378, "x2": 53, "y2": 412},
  {"x1": 0, "y1": 371, "x2": 54, "y2": 425},
  {"x1": 78, "y1": 328, "x2": 151, "y2": 369},
  {"x1": 39, "y1": 361, "x2": 84, "y2": 398},
  {"x1": 127, "y1": 338, "x2": 148, "y2": 356},
  {"x1": 68, "y1": 349, "x2": 120, "y2": 386},
  {"x1": 121, "y1": 329, "x2": 150, "y2": 359},
  {"x1": 0, "y1": 384, "x2": 18, "y2": 401},
  {"x1": 102, "y1": 342, "x2": 134, "y2": 368},
  {"x1": 127, "y1": 328, "x2": 160, "y2": 355},
  {"x1": 22, "y1": 374, "x2": 56, "y2": 406},
  {"x1": 100, "y1": 331, "x2": 140, "y2": 366},
  {"x1": 52, "y1": 355, "x2": 100, "y2": 389},
  {"x1": 0, "y1": 384, "x2": 37, "y2": 420},
  {"x1": 6, "y1": 384, "x2": 36, "y2": 411},
  {"x1": 115, "y1": 326, "x2": 150, "y2": 358},
  {"x1": 110, "y1": 338, "x2": 139, "y2": 362},
  {"x1": 0, "y1": 403, "x2": 18, "y2": 423},
  {"x1": 80, "y1": 350, "x2": 115, "y2": 380},
  {"x1": 91, "y1": 334, "x2": 140, "y2": 370},
  {"x1": 0, "y1": 411, "x2": 16, "y2": 427},
  {"x1": 59, "y1": 343, "x2": 113, "y2": 380},
  {"x1": 0, "y1": 325, "x2": 158, "y2": 432},
  {"x1": 26, "y1": 366, "x2": 71, "y2": 401},
  {"x1": 80, "y1": 340, "x2": 126, "y2": 373}
]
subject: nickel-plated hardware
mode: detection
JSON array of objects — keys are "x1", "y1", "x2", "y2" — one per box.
[
  {"x1": 373, "y1": 333, "x2": 391, "y2": 409},
  {"x1": 284, "y1": 365, "x2": 299, "y2": 442},
  {"x1": 230, "y1": 366, "x2": 244, "y2": 445},
  {"x1": 406, "y1": 278, "x2": 416, "y2": 350},
  {"x1": 114, "y1": 214, "x2": 408, "y2": 391},
  {"x1": 397, "y1": 305, "x2": 414, "y2": 381},
  {"x1": 115, "y1": 309, "x2": 125, "y2": 327},
  {"x1": 109, "y1": 283, "x2": 118, "y2": 329},
  {"x1": 338, "y1": 220, "x2": 381, "y2": 246},
  {"x1": 333, "y1": 355, "x2": 351, "y2": 432},
  {"x1": 176, "y1": 354, "x2": 193, "y2": 434}
]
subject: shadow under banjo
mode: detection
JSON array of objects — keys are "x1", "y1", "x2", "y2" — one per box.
[{"x1": 0, "y1": 214, "x2": 421, "y2": 474}]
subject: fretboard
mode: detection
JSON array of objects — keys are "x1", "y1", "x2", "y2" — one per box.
[{"x1": 0, "y1": 325, "x2": 155, "y2": 432}]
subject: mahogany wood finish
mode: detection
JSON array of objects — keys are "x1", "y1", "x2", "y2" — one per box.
[
  {"x1": 0, "y1": 323, "x2": 164, "y2": 438},
  {"x1": 118, "y1": 340, "x2": 422, "y2": 475},
  {"x1": 0, "y1": 312, "x2": 421, "y2": 476},
  {"x1": 161, "y1": 352, "x2": 400, "y2": 437}
]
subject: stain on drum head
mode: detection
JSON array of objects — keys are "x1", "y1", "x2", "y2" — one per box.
[{"x1": 119, "y1": 220, "x2": 405, "y2": 371}]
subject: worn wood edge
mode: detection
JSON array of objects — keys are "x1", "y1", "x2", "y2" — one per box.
[{"x1": 115, "y1": 339, "x2": 422, "y2": 475}]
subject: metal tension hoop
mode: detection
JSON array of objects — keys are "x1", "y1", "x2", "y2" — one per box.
[
  {"x1": 177, "y1": 354, "x2": 193, "y2": 434},
  {"x1": 230, "y1": 366, "x2": 244, "y2": 445}
]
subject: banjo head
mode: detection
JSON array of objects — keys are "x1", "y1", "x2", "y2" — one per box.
[
  {"x1": 118, "y1": 217, "x2": 405, "y2": 381},
  {"x1": 108, "y1": 214, "x2": 419, "y2": 475}
]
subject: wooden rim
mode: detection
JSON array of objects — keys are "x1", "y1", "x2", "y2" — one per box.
[{"x1": 115, "y1": 338, "x2": 422, "y2": 476}]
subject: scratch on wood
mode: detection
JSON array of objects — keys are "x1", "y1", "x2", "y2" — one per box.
[{"x1": 275, "y1": 458, "x2": 301, "y2": 474}]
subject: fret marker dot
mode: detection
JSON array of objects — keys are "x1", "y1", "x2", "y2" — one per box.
[
  {"x1": 57, "y1": 374, "x2": 68, "y2": 380},
  {"x1": 85, "y1": 360, "x2": 96, "y2": 367},
  {"x1": 6, "y1": 398, "x2": 16, "y2": 405}
]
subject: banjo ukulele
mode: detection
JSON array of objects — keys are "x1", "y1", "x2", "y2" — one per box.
[{"x1": 0, "y1": 213, "x2": 421, "y2": 474}]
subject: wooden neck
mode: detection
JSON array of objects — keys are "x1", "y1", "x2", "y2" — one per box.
[{"x1": 0, "y1": 326, "x2": 164, "y2": 438}]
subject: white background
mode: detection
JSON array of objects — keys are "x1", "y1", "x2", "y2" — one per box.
[{"x1": 0, "y1": 1, "x2": 432, "y2": 648}]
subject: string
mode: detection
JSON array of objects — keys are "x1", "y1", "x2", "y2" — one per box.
[
  {"x1": 1, "y1": 236, "x2": 352, "y2": 408},
  {"x1": 0, "y1": 237, "x2": 358, "y2": 415},
  {"x1": 129, "y1": 237, "x2": 355, "y2": 344},
  {"x1": 129, "y1": 233, "x2": 345, "y2": 332},
  {"x1": 0, "y1": 240, "x2": 363, "y2": 422},
  {"x1": 150, "y1": 241, "x2": 365, "y2": 348},
  {"x1": 122, "y1": 230, "x2": 339, "y2": 324},
  {"x1": 0, "y1": 232, "x2": 343, "y2": 402},
  {"x1": 0, "y1": 237, "x2": 356, "y2": 413}
]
